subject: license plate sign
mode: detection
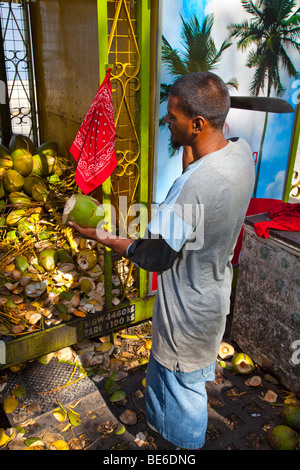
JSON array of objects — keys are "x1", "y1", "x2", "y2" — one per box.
[{"x1": 83, "y1": 304, "x2": 136, "y2": 338}]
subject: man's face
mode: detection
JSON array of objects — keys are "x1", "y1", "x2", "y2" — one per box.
[{"x1": 164, "y1": 95, "x2": 194, "y2": 150}]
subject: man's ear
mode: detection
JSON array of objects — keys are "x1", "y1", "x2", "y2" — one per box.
[{"x1": 192, "y1": 116, "x2": 205, "y2": 133}]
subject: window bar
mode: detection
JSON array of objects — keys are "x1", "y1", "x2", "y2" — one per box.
[
  {"x1": 0, "y1": 0, "x2": 38, "y2": 146},
  {"x1": 0, "y1": 13, "x2": 12, "y2": 147}
]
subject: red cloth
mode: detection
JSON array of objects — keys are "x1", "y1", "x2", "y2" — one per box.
[
  {"x1": 70, "y1": 69, "x2": 118, "y2": 194},
  {"x1": 254, "y1": 201, "x2": 300, "y2": 238}
]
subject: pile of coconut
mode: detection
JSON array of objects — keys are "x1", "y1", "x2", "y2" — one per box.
[
  {"x1": 0, "y1": 134, "x2": 135, "y2": 337},
  {"x1": 218, "y1": 341, "x2": 300, "y2": 450}
]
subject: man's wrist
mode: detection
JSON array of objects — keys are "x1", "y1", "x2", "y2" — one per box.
[{"x1": 96, "y1": 232, "x2": 133, "y2": 258}]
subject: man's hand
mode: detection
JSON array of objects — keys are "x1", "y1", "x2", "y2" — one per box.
[
  {"x1": 68, "y1": 221, "x2": 133, "y2": 258},
  {"x1": 68, "y1": 221, "x2": 110, "y2": 243}
]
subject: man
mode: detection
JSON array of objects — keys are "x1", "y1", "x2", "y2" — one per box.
[{"x1": 69, "y1": 72, "x2": 255, "y2": 449}]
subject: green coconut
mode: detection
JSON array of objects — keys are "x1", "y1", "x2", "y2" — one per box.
[
  {"x1": 0, "y1": 144, "x2": 12, "y2": 170},
  {"x1": 8, "y1": 191, "x2": 31, "y2": 206},
  {"x1": 231, "y1": 352, "x2": 255, "y2": 375},
  {"x1": 3, "y1": 169, "x2": 25, "y2": 192},
  {"x1": 267, "y1": 425, "x2": 298, "y2": 450},
  {"x1": 32, "y1": 153, "x2": 55, "y2": 176},
  {"x1": 77, "y1": 249, "x2": 98, "y2": 271},
  {"x1": 38, "y1": 231, "x2": 51, "y2": 241},
  {"x1": 23, "y1": 175, "x2": 44, "y2": 196},
  {"x1": 33, "y1": 263, "x2": 45, "y2": 273},
  {"x1": 0, "y1": 167, "x2": 6, "y2": 184},
  {"x1": 62, "y1": 194, "x2": 105, "y2": 228},
  {"x1": 57, "y1": 248, "x2": 74, "y2": 263},
  {"x1": 34, "y1": 142, "x2": 57, "y2": 176},
  {"x1": 0, "y1": 199, "x2": 6, "y2": 213},
  {"x1": 0, "y1": 143, "x2": 10, "y2": 158},
  {"x1": 31, "y1": 154, "x2": 44, "y2": 176},
  {"x1": 0, "y1": 154, "x2": 13, "y2": 170},
  {"x1": 17, "y1": 217, "x2": 35, "y2": 236},
  {"x1": 53, "y1": 158, "x2": 66, "y2": 178},
  {"x1": 37, "y1": 141, "x2": 58, "y2": 157},
  {"x1": 9, "y1": 134, "x2": 34, "y2": 155},
  {"x1": 38, "y1": 248, "x2": 58, "y2": 271},
  {"x1": 14, "y1": 255, "x2": 29, "y2": 273},
  {"x1": 5, "y1": 229, "x2": 18, "y2": 240},
  {"x1": 44, "y1": 154, "x2": 55, "y2": 175},
  {"x1": 31, "y1": 182, "x2": 49, "y2": 202},
  {"x1": 11, "y1": 148, "x2": 33, "y2": 176},
  {"x1": 6, "y1": 209, "x2": 26, "y2": 226},
  {"x1": 21, "y1": 270, "x2": 39, "y2": 282},
  {"x1": 281, "y1": 405, "x2": 300, "y2": 431},
  {"x1": 0, "y1": 215, "x2": 6, "y2": 227},
  {"x1": 0, "y1": 182, "x2": 5, "y2": 199}
]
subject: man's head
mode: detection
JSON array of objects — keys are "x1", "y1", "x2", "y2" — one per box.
[
  {"x1": 170, "y1": 72, "x2": 230, "y2": 128},
  {"x1": 165, "y1": 72, "x2": 230, "y2": 150}
]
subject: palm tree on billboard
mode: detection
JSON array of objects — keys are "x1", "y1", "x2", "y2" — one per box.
[
  {"x1": 160, "y1": 13, "x2": 238, "y2": 156},
  {"x1": 228, "y1": 0, "x2": 300, "y2": 197}
]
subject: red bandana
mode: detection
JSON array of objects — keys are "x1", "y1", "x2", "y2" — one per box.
[{"x1": 70, "y1": 69, "x2": 118, "y2": 194}]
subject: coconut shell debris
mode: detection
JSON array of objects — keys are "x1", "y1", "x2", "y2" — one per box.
[{"x1": 0, "y1": 135, "x2": 137, "y2": 339}]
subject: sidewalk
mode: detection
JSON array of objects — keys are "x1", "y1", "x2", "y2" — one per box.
[{"x1": 0, "y1": 352, "x2": 288, "y2": 451}]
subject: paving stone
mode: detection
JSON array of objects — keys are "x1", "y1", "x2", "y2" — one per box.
[{"x1": 0, "y1": 357, "x2": 294, "y2": 451}]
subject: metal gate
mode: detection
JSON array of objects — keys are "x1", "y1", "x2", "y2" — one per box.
[{"x1": 0, "y1": 0, "x2": 158, "y2": 368}]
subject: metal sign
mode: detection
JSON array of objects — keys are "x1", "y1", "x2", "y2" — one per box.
[{"x1": 83, "y1": 304, "x2": 136, "y2": 338}]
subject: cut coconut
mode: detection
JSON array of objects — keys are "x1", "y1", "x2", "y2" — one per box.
[
  {"x1": 87, "y1": 264, "x2": 103, "y2": 278},
  {"x1": 119, "y1": 409, "x2": 137, "y2": 426},
  {"x1": 231, "y1": 352, "x2": 255, "y2": 375},
  {"x1": 79, "y1": 277, "x2": 96, "y2": 294},
  {"x1": 77, "y1": 249, "x2": 98, "y2": 271},
  {"x1": 218, "y1": 342, "x2": 235, "y2": 360},
  {"x1": 69, "y1": 292, "x2": 80, "y2": 308},
  {"x1": 263, "y1": 390, "x2": 278, "y2": 403},
  {"x1": 134, "y1": 432, "x2": 148, "y2": 447},
  {"x1": 27, "y1": 313, "x2": 42, "y2": 325},
  {"x1": 24, "y1": 281, "x2": 48, "y2": 298},
  {"x1": 244, "y1": 375, "x2": 262, "y2": 387},
  {"x1": 38, "y1": 248, "x2": 58, "y2": 271},
  {"x1": 62, "y1": 194, "x2": 105, "y2": 228}
]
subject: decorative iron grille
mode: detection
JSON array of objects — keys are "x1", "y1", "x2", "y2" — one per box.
[
  {"x1": 0, "y1": 0, "x2": 38, "y2": 146},
  {"x1": 107, "y1": 0, "x2": 140, "y2": 235},
  {"x1": 106, "y1": 0, "x2": 141, "y2": 302}
]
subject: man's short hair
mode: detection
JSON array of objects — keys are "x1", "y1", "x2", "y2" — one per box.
[{"x1": 169, "y1": 72, "x2": 230, "y2": 129}]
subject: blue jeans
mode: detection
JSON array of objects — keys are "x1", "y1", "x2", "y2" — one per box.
[{"x1": 145, "y1": 353, "x2": 215, "y2": 449}]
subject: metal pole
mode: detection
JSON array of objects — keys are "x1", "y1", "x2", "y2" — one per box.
[{"x1": 0, "y1": 10, "x2": 12, "y2": 148}]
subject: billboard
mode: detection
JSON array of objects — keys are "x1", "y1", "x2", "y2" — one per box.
[{"x1": 154, "y1": 0, "x2": 300, "y2": 205}]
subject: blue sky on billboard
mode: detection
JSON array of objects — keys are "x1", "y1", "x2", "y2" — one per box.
[{"x1": 155, "y1": 0, "x2": 300, "y2": 204}]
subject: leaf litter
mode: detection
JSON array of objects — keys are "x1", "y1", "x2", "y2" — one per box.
[{"x1": 0, "y1": 321, "x2": 153, "y2": 450}]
